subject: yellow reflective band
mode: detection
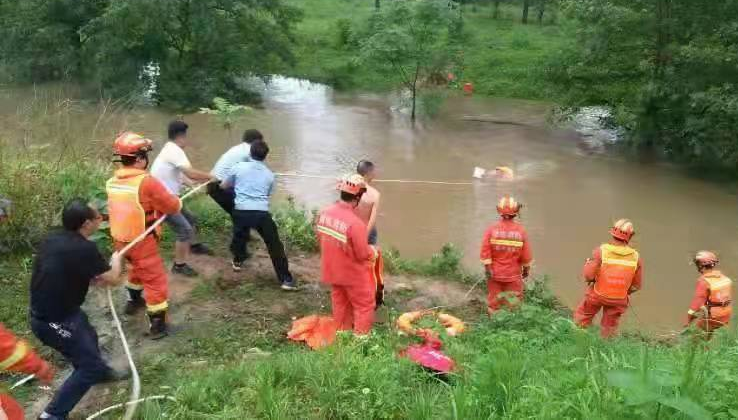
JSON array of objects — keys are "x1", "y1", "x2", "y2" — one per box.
[
  {"x1": 147, "y1": 301, "x2": 168, "y2": 313},
  {"x1": 126, "y1": 282, "x2": 144, "y2": 291},
  {"x1": 107, "y1": 185, "x2": 139, "y2": 194},
  {"x1": 481, "y1": 259, "x2": 492, "y2": 265},
  {"x1": 687, "y1": 309, "x2": 696, "y2": 316},
  {"x1": 317, "y1": 225, "x2": 347, "y2": 243},
  {"x1": 0, "y1": 341, "x2": 28, "y2": 371},
  {"x1": 708, "y1": 279, "x2": 732, "y2": 289},
  {"x1": 602, "y1": 258, "x2": 638, "y2": 268},
  {"x1": 490, "y1": 239, "x2": 524, "y2": 247}
]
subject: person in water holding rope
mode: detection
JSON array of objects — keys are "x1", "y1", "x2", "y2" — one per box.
[
  {"x1": 574, "y1": 219, "x2": 643, "y2": 338},
  {"x1": 107, "y1": 132, "x2": 183, "y2": 338},
  {"x1": 316, "y1": 174, "x2": 379, "y2": 335},
  {"x1": 30, "y1": 199, "x2": 127, "y2": 420},
  {"x1": 222, "y1": 140, "x2": 298, "y2": 290},
  {"x1": 150, "y1": 120, "x2": 215, "y2": 277},
  {"x1": 685, "y1": 251, "x2": 732, "y2": 334}
]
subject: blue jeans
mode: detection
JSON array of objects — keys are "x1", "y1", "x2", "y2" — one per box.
[
  {"x1": 368, "y1": 227, "x2": 378, "y2": 245},
  {"x1": 31, "y1": 310, "x2": 113, "y2": 417}
]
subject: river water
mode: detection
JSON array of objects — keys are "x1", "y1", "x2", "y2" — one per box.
[{"x1": 2, "y1": 77, "x2": 736, "y2": 332}]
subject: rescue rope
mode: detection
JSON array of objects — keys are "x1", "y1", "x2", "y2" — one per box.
[
  {"x1": 85, "y1": 396, "x2": 176, "y2": 420},
  {"x1": 274, "y1": 172, "x2": 474, "y2": 186},
  {"x1": 108, "y1": 181, "x2": 209, "y2": 420}
]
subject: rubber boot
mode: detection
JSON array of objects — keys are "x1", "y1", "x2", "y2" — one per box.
[
  {"x1": 147, "y1": 311, "x2": 168, "y2": 340},
  {"x1": 124, "y1": 288, "x2": 146, "y2": 315}
]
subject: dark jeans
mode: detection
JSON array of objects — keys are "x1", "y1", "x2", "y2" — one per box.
[
  {"x1": 208, "y1": 182, "x2": 250, "y2": 241},
  {"x1": 231, "y1": 210, "x2": 292, "y2": 283},
  {"x1": 31, "y1": 310, "x2": 113, "y2": 417},
  {"x1": 368, "y1": 227, "x2": 378, "y2": 245},
  {"x1": 207, "y1": 181, "x2": 235, "y2": 215}
]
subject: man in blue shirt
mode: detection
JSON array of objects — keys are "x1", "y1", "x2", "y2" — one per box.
[
  {"x1": 222, "y1": 140, "x2": 297, "y2": 291},
  {"x1": 208, "y1": 129, "x2": 263, "y2": 215}
]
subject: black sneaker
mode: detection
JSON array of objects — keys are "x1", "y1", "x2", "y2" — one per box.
[
  {"x1": 172, "y1": 263, "x2": 198, "y2": 277},
  {"x1": 232, "y1": 260, "x2": 243, "y2": 272},
  {"x1": 190, "y1": 243, "x2": 214, "y2": 256},
  {"x1": 280, "y1": 279, "x2": 298, "y2": 291},
  {"x1": 102, "y1": 367, "x2": 132, "y2": 383}
]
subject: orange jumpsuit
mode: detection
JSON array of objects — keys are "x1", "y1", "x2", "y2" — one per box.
[
  {"x1": 0, "y1": 324, "x2": 54, "y2": 420},
  {"x1": 686, "y1": 270, "x2": 732, "y2": 332},
  {"x1": 317, "y1": 202, "x2": 376, "y2": 334},
  {"x1": 574, "y1": 242, "x2": 643, "y2": 337},
  {"x1": 480, "y1": 219, "x2": 532, "y2": 312},
  {"x1": 108, "y1": 168, "x2": 181, "y2": 314}
]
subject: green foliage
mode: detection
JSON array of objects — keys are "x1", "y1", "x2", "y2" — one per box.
[
  {"x1": 385, "y1": 243, "x2": 480, "y2": 283},
  {"x1": 0, "y1": 0, "x2": 303, "y2": 108},
  {"x1": 199, "y1": 97, "x2": 251, "y2": 140},
  {"x1": 360, "y1": 0, "x2": 459, "y2": 120},
  {"x1": 548, "y1": 0, "x2": 738, "y2": 169},
  {"x1": 272, "y1": 196, "x2": 319, "y2": 253}
]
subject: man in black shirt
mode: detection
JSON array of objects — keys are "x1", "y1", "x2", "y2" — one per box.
[{"x1": 30, "y1": 199, "x2": 124, "y2": 420}]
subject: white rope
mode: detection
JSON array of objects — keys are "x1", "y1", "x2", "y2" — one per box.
[
  {"x1": 10, "y1": 374, "x2": 35, "y2": 390},
  {"x1": 108, "y1": 181, "x2": 209, "y2": 420},
  {"x1": 85, "y1": 396, "x2": 176, "y2": 420},
  {"x1": 274, "y1": 172, "x2": 474, "y2": 186}
]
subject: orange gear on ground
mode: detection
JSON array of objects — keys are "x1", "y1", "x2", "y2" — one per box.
[
  {"x1": 395, "y1": 311, "x2": 465, "y2": 337},
  {"x1": 287, "y1": 315, "x2": 338, "y2": 350},
  {"x1": 0, "y1": 324, "x2": 53, "y2": 383},
  {"x1": 0, "y1": 394, "x2": 23, "y2": 420}
]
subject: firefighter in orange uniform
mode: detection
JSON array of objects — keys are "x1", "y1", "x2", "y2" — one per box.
[
  {"x1": 685, "y1": 251, "x2": 732, "y2": 333},
  {"x1": 574, "y1": 219, "x2": 643, "y2": 337},
  {"x1": 0, "y1": 324, "x2": 54, "y2": 420},
  {"x1": 107, "y1": 132, "x2": 182, "y2": 339},
  {"x1": 479, "y1": 196, "x2": 533, "y2": 313},
  {"x1": 316, "y1": 174, "x2": 378, "y2": 335}
]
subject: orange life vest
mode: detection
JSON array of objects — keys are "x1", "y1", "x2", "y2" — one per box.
[
  {"x1": 106, "y1": 170, "x2": 150, "y2": 243},
  {"x1": 703, "y1": 271, "x2": 732, "y2": 318},
  {"x1": 593, "y1": 243, "x2": 639, "y2": 299}
]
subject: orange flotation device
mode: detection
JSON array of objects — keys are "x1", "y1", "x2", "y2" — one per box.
[
  {"x1": 396, "y1": 311, "x2": 465, "y2": 337},
  {"x1": 287, "y1": 315, "x2": 338, "y2": 350}
]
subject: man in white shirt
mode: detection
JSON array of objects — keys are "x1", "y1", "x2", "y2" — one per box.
[{"x1": 150, "y1": 120, "x2": 214, "y2": 277}]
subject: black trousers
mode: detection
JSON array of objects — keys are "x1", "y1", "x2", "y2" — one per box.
[
  {"x1": 31, "y1": 310, "x2": 113, "y2": 417},
  {"x1": 207, "y1": 181, "x2": 235, "y2": 215},
  {"x1": 230, "y1": 210, "x2": 293, "y2": 283}
]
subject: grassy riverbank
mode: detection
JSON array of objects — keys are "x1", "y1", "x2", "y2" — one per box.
[
  {"x1": 286, "y1": 0, "x2": 566, "y2": 100},
  {"x1": 2, "y1": 152, "x2": 738, "y2": 419}
]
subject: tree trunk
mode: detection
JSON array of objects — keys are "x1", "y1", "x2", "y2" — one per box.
[
  {"x1": 411, "y1": 86, "x2": 417, "y2": 122},
  {"x1": 375, "y1": 0, "x2": 380, "y2": 10},
  {"x1": 522, "y1": 0, "x2": 530, "y2": 24},
  {"x1": 493, "y1": 0, "x2": 500, "y2": 19},
  {"x1": 537, "y1": 0, "x2": 545, "y2": 24}
]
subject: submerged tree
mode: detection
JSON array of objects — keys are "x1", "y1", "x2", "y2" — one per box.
[{"x1": 360, "y1": 0, "x2": 456, "y2": 121}]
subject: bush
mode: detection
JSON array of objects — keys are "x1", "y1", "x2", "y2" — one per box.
[{"x1": 272, "y1": 196, "x2": 318, "y2": 253}]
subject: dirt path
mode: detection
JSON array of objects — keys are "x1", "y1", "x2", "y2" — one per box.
[{"x1": 25, "y1": 249, "x2": 482, "y2": 419}]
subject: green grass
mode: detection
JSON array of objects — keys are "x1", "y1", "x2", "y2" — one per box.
[{"x1": 285, "y1": 0, "x2": 567, "y2": 100}]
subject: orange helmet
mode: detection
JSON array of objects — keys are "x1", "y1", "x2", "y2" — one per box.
[
  {"x1": 610, "y1": 219, "x2": 635, "y2": 242},
  {"x1": 497, "y1": 195, "x2": 521, "y2": 216},
  {"x1": 694, "y1": 251, "x2": 719, "y2": 268},
  {"x1": 337, "y1": 174, "x2": 367, "y2": 196},
  {"x1": 113, "y1": 132, "x2": 153, "y2": 157}
]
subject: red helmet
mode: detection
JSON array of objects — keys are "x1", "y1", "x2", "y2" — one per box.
[
  {"x1": 610, "y1": 219, "x2": 635, "y2": 242},
  {"x1": 337, "y1": 174, "x2": 367, "y2": 195},
  {"x1": 113, "y1": 132, "x2": 153, "y2": 157},
  {"x1": 694, "y1": 251, "x2": 719, "y2": 268},
  {"x1": 497, "y1": 195, "x2": 521, "y2": 216}
]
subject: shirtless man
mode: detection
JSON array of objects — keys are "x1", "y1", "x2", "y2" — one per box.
[{"x1": 355, "y1": 160, "x2": 380, "y2": 245}]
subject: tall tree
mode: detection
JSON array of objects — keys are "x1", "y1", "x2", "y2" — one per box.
[
  {"x1": 522, "y1": 0, "x2": 530, "y2": 23},
  {"x1": 493, "y1": 0, "x2": 502, "y2": 19},
  {"x1": 360, "y1": 0, "x2": 456, "y2": 121}
]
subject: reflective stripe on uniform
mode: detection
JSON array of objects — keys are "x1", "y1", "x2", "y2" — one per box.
[
  {"x1": 480, "y1": 259, "x2": 492, "y2": 265},
  {"x1": 126, "y1": 282, "x2": 144, "y2": 291},
  {"x1": 601, "y1": 257, "x2": 638, "y2": 267},
  {"x1": 490, "y1": 239, "x2": 524, "y2": 247},
  {"x1": 687, "y1": 309, "x2": 696, "y2": 315},
  {"x1": 707, "y1": 278, "x2": 731, "y2": 290},
  {"x1": 147, "y1": 301, "x2": 168, "y2": 313},
  {"x1": 317, "y1": 225, "x2": 347, "y2": 243},
  {"x1": 0, "y1": 341, "x2": 28, "y2": 371}
]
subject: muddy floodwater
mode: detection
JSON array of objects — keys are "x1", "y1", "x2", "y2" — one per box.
[{"x1": 2, "y1": 77, "x2": 736, "y2": 333}]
